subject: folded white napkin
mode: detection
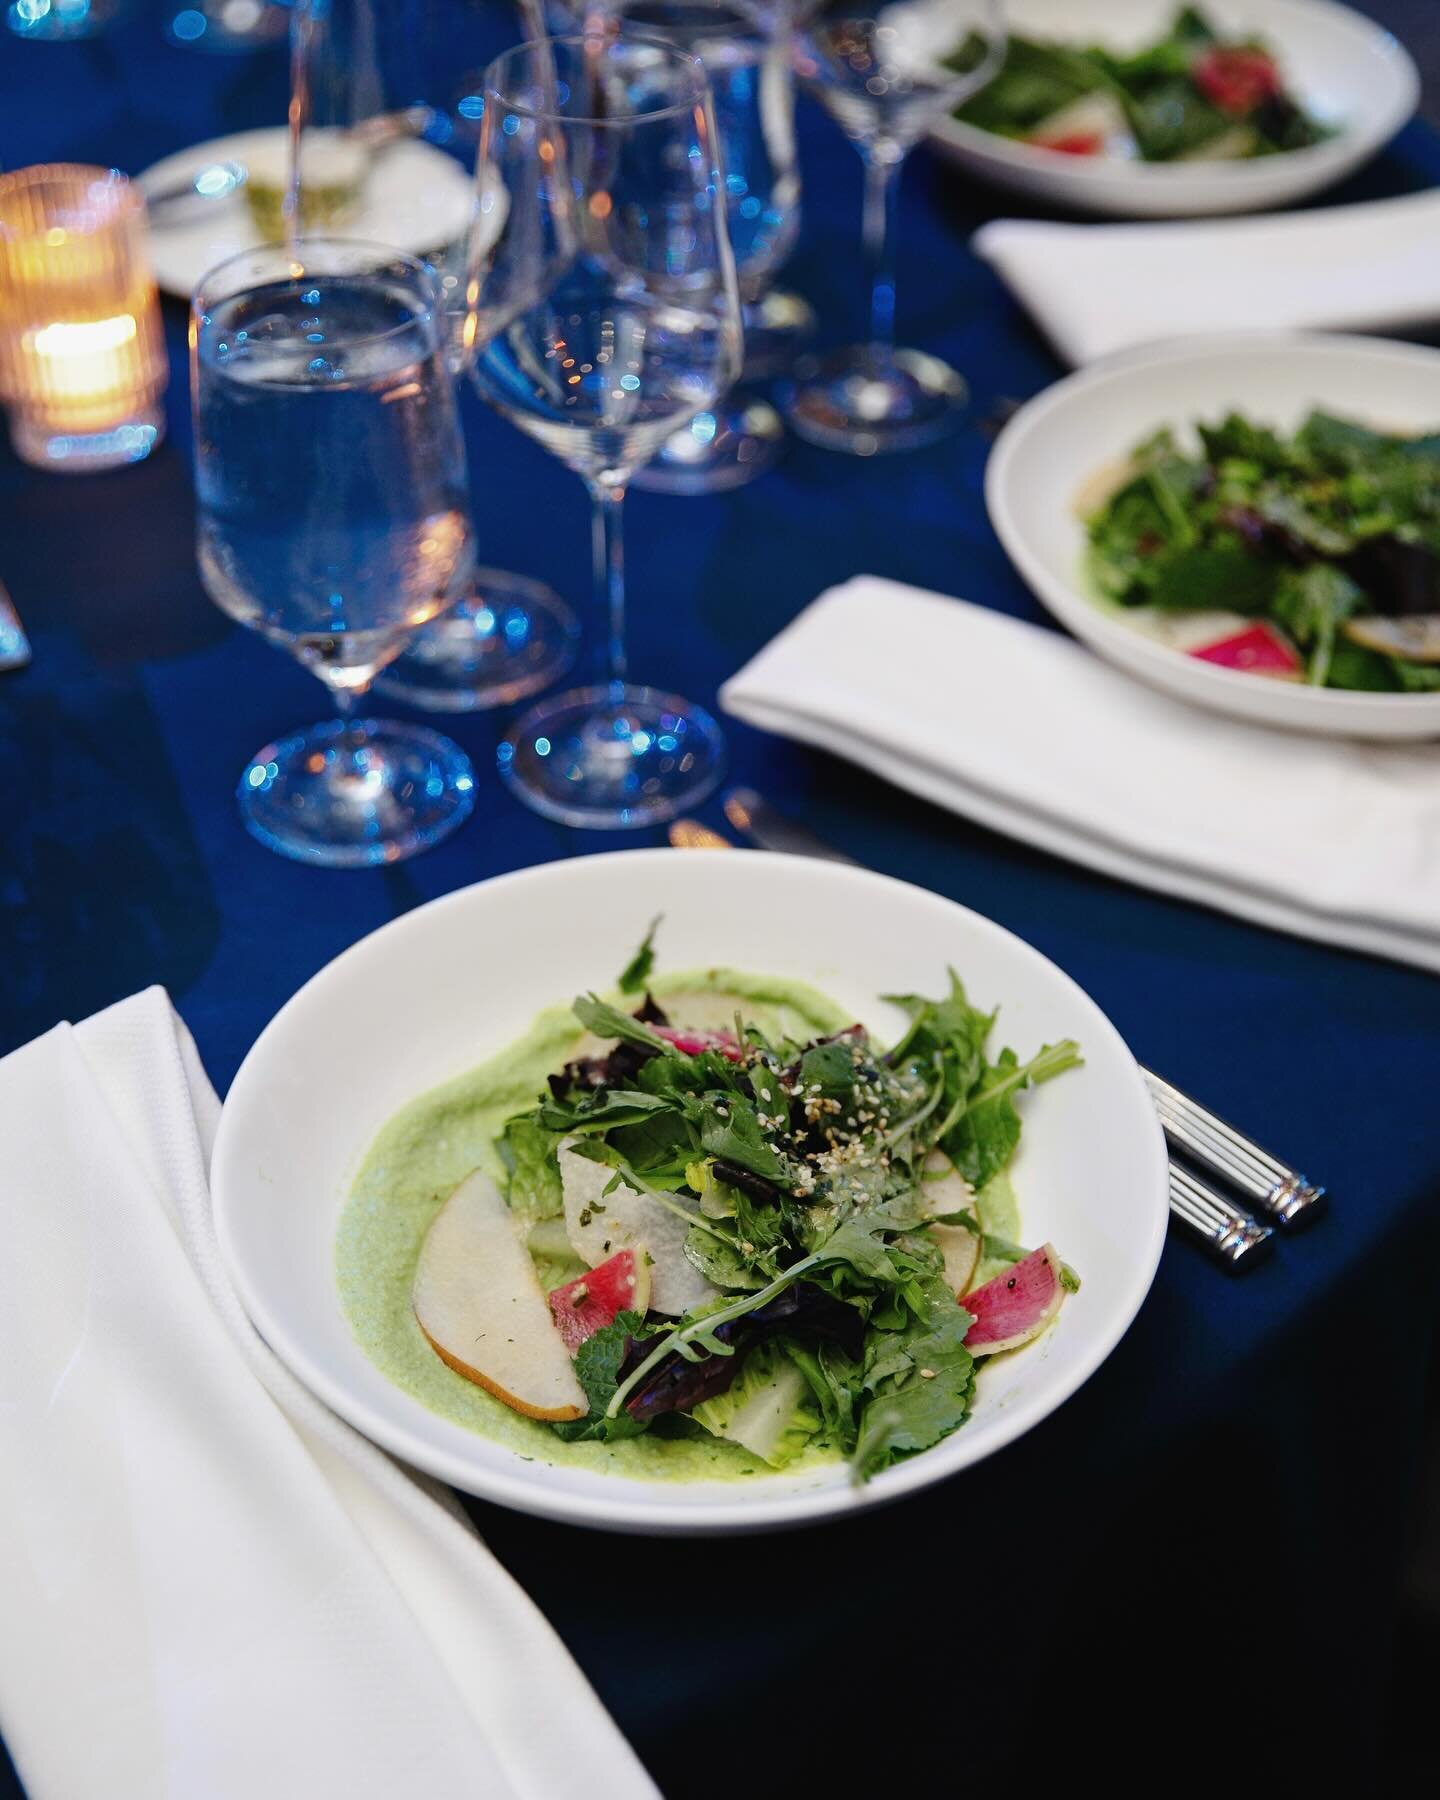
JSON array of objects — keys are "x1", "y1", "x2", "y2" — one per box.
[
  {"x1": 0, "y1": 989, "x2": 658, "y2": 1800},
  {"x1": 720, "y1": 578, "x2": 1440, "y2": 973},
  {"x1": 974, "y1": 189, "x2": 1440, "y2": 366}
]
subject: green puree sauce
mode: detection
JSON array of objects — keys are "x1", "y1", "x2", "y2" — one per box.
[{"x1": 336, "y1": 969, "x2": 853, "y2": 1482}]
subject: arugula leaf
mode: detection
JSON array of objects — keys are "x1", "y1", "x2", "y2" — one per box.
[
  {"x1": 617, "y1": 916, "x2": 661, "y2": 995},
  {"x1": 536, "y1": 1087, "x2": 676, "y2": 1136},
  {"x1": 550, "y1": 1312, "x2": 649, "y2": 1443},
  {"x1": 852, "y1": 1279, "x2": 977, "y2": 1480},
  {"x1": 498, "y1": 1115, "x2": 564, "y2": 1220},
  {"x1": 698, "y1": 1094, "x2": 786, "y2": 1183},
  {"x1": 571, "y1": 993, "x2": 679, "y2": 1056},
  {"x1": 944, "y1": 1040, "x2": 1082, "y2": 1190}
]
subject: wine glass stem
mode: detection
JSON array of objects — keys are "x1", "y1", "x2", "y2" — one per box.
[
  {"x1": 862, "y1": 147, "x2": 905, "y2": 360},
  {"x1": 586, "y1": 477, "x2": 628, "y2": 698}
]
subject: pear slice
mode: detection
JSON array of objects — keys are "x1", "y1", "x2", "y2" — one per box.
[
  {"x1": 413, "y1": 1170, "x2": 585, "y2": 1421},
  {"x1": 1343, "y1": 613, "x2": 1440, "y2": 663},
  {"x1": 921, "y1": 1148, "x2": 981, "y2": 1297},
  {"x1": 560, "y1": 1142, "x2": 718, "y2": 1316}
]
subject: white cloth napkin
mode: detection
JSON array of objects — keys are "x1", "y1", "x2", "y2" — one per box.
[
  {"x1": 0, "y1": 988, "x2": 659, "y2": 1800},
  {"x1": 720, "y1": 577, "x2": 1440, "y2": 973},
  {"x1": 973, "y1": 189, "x2": 1440, "y2": 366}
]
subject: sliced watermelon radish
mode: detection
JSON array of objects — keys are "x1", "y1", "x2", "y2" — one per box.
[
  {"x1": 1039, "y1": 131, "x2": 1105, "y2": 156},
  {"x1": 1189, "y1": 622, "x2": 1302, "y2": 679},
  {"x1": 653, "y1": 1024, "x2": 745, "y2": 1062},
  {"x1": 1192, "y1": 46, "x2": 1281, "y2": 116},
  {"x1": 547, "y1": 1247, "x2": 652, "y2": 1353},
  {"x1": 963, "y1": 1245, "x2": 1066, "y2": 1356}
]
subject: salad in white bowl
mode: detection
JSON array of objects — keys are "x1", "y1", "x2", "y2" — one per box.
[
  {"x1": 212, "y1": 849, "x2": 1167, "y2": 1532},
  {"x1": 341, "y1": 925, "x2": 1082, "y2": 1484}
]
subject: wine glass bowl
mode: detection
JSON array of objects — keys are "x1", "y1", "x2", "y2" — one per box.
[
  {"x1": 783, "y1": 0, "x2": 1004, "y2": 455},
  {"x1": 471, "y1": 33, "x2": 742, "y2": 826},
  {"x1": 191, "y1": 239, "x2": 479, "y2": 865},
  {"x1": 604, "y1": 0, "x2": 803, "y2": 495}
]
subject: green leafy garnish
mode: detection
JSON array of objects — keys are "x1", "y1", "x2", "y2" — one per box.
[{"x1": 617, "y1": 916, "x2": 661, "y2": 995}]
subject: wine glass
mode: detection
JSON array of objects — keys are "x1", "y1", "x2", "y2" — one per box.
[
  {"x1": 290, "y1": 0, "x2": 580, "y2": 713},
  {"x1": 784, "y1": 0, "x2": 1004, "y2": 455},
  {"x1": 595, "y1": 0, "x2": 799, "y2": 496},
  {"x1": 472, "y1": 33, "x2": 743, "y2": 827},
  {"x1": 191, "y1": 240, "x2": 478, "y2": 866}
]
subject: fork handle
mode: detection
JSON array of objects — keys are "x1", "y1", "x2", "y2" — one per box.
[
  {"x1": 1169, "y1": 1164, "x2": 1274, "y2": 1267},
  {"x1": 1144, "y1": 1068, "x2": 1324, "y2": 1227}
]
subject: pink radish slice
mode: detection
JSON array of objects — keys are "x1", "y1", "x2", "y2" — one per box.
[
  {"x1": 963, "y1": 1245, "x2": 1066, "y2": 1355},
  {"x1": 1188, "y1": 623, "x2": 1301, "y2": 679},
  {"x1": 653, "y1": 1025, "x2": 744, "y2": 1062},
  {"x1": 548, "y1": 1248, "x2": 651, "y2": 1353}
]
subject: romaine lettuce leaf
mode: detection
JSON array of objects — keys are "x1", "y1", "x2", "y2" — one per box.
[{"x1": 691, "y1": 1343, "x2": 822, "y2": 1468}]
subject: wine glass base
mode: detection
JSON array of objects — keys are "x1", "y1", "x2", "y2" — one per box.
[
  {"x1": 630, "y1": 397, "x2": 783, "y2": 496},
  {"x1": 374, "y1": 570, "x2": 579, "y2": 712},
  {"x1": 238, "y1": 717, "x2": 475, "y2": 867},
  {"x1": 782, "y1": 345, "x2": 967, "y2": 456},
  {"x1": 498, "y1": 685, "x2": 725, "y2": 829},
  {"x1": 741, "y1": 288, "x2": 817, "y2": 381}
]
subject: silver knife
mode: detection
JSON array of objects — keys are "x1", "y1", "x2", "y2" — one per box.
[{"x1": 720, "y1": 787, "x2": 1322, "y2": 1225}]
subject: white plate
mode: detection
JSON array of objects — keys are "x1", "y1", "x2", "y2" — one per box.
[
  {"x1": 137, "y1": 127, "x2": 476, "y2": 298},
  {"x1": 894, "y1": 0, "x2": 1418, "y2": 218},
  {"x1": 987, "y1": 331, "x2": 1440, "y2": 739},
  {"x1": 212, "y1": 850, "x2": 1168, "y2": 1535}
]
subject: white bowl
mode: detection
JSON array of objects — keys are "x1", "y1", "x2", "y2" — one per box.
[
  {"x1": 212, "y1": 850, "x2": 1168, "y2": 1535},
  {"x1": 895, "y1": 0, "x2": 1418, "y2": 218},
  {"x1": 986, "y1": 331, "x2": 1440, "y2": 740},
  {"x1": 137, "y1": 127, "x2": 477, "y2": 299}
]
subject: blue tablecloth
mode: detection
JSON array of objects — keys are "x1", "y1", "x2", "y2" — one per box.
[{"x1": 3, "y1": 10, "x2": 1438, "y2": 1793}]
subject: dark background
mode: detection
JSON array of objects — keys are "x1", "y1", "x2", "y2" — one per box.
[{"x1": 1, "y1": 1, "x2": 1438, "y2": 1794}]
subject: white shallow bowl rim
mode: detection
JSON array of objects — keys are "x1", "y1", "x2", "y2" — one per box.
[
  {"x1": 212, "y1": 850, "x2": 1169, "y2": 1535},
  {"x1": 986, "y1": 330, "x2": 1440, "y2": 728}
]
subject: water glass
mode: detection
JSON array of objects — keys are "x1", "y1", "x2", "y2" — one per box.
[
  {"x1": 191, "y1": 240, "x2": 478, "y2": 866},
  {"x1": 290, "y1": 0, "x2": 579, "y2": 713},
  {"x1": 472, "y1": 33, "x2": 744, "y2": 826},
  {"x1": 784, "y1": 0, "x2": 1004, "y2": 455}
]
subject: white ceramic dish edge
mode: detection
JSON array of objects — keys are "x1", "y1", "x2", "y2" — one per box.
[{"x1": 212, "y1": 851, "x2": 1169, "y2": 1535}]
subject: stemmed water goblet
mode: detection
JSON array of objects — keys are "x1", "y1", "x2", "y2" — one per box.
[
  {"x1": 191, "y1": 240, "x2": 478, "y2": 865},
  {"x1": 471, "y1": 32, "x2": 744, "y2": 825},
  {"x1": 785, "y1": 0, "x2": 1004, "y2": 455},
  {"x1": 290, "y1": 0, "x2": 580, "y2": 712},
  {"x1": 572, "y1": 0, "x2": 803, "y2": 494}
]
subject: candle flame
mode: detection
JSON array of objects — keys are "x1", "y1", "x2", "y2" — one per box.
[{"x1": 30, "y1": 314, "x2": 138, "y2": 358}]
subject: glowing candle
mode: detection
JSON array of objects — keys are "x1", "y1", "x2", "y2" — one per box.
[{"x1": 0, "y1": 165, "x2": 168, "y2": 471}]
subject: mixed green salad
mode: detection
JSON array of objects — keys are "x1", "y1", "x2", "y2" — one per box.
[
  {"x1": 429, "y1": 927, "x2": 1082, "y2": 1483},
  {"x1": 949, "y1": 6, "x2": 1331, "y2": 163},
  {"x1": 1085, "y1": 409, "x2": 1440, "y2": 690}
]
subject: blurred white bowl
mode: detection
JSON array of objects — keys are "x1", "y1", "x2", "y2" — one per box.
[
  {"x1": 894, "y1": 0, "x2": 1418, "y2": 217},
  {"x1": 987, "y1": 331, "x2": 1440, "y2": 738}
]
